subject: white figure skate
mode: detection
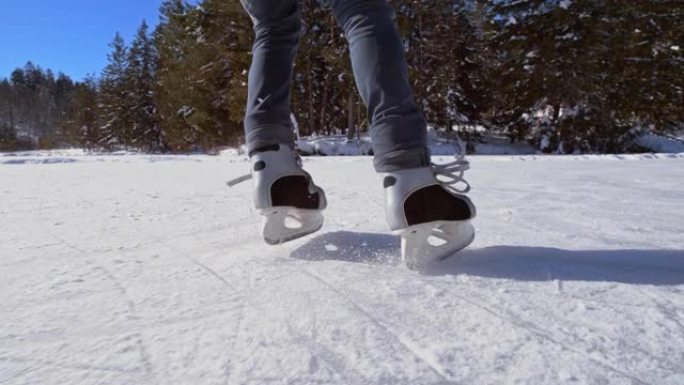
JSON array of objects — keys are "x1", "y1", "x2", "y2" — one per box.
[
  {"x1": 382, "y1": 155, "x2": 476, "y2": 268},
  {"x1": 229, "y1": 144, "x2": 327, "y2": 245}
]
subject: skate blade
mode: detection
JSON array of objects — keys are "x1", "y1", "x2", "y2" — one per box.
[
  {"x1": 260, "y1": 207, "x2": 324, "y2": 245},
  {"x1": 400, "y1": 220, "x2": 475, "y2": 269}
]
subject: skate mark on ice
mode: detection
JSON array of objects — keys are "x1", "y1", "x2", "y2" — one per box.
[
  {"x1": 223, "y1": 266, "x2": 255, "y2": 385},
  {"x1": 430, "y1": 282, "x2": 654, "y2": 385},
  {"x1": 483, "y1": 283, "x2": 680, "y2": 376},
  {"x1": 121, "y1": 205, "x2": 258, "y2": 383},
  {"x1": 0, "y1": 365, "x2": 38, "y2": 384},
  {"x1": 184, "y1": 256, "x2": 237, "y2": 291},
  {"x1": 122, "y1": 210, "x2": 239, "y2": 292},
  {"x1": 16, "y1": 241, "x2": 65, "y2": 251},
  {"x1": 290, "y1": 231, "x2": 401, "y2": 265},
  {"x1": 0, "y1": 250, "x2": 64, "y2": 268},
  {"x1": 636, "y1": 287, "x2": 684, "y2": 337},
  {"x1": 132, "y1": 333, "x2": 157, "y2": 384},
  {"x1": 89, "y1": 265, "x2": 158, "y2": 382},
  {"x1": 457, "y1": 277, "x2": 677, "y2": 370},
  {"x1": 301, "y1": 269, "x2": 458, "y2": 384},
  {"x1": 34, "y1": 180, "x2": 158, "y2": 384},
  {"x1": 433, "y1": 274, "x2": 671, "y2": 380},
  {"x1": 286, "y1": 324, "x2": 370, "y2": 385},
  {"x1": 0, "y1": 306, "x2": 242, "y2": 350},
  {"x1": 0, "y1": 355, "x2": 140, "y2": 375}
]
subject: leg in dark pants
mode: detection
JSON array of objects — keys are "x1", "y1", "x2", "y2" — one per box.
[
  {"x1": 241, "y1": 0, "x2": 301, "y2": 154},
  {"x1": 241, "y1": 0, "x2": 429, "y2": 171},
  {"x1": 328, "y1": 0, "x2": 429, "y2": 171}
]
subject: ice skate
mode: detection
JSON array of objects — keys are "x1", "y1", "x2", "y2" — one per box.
[
  {"x1": 228, "y1": 144, "x2": 327, "y2": 245},
  {"x1": 382, "y1": 156, "x2": 476, "y2": 268}
]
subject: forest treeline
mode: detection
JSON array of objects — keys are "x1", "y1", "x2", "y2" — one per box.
[{"x1": 0, "y1": 0, "x2": 682, "y2": 153}]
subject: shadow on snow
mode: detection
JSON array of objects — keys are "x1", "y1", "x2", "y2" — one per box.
[{"x1": 290, "y1": 231, "x2": 684, "y2": 285}]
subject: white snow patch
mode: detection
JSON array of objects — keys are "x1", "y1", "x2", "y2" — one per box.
[
  {"x1": 540, "y1": 135, "x2": 551, "y2": 151},
  {"x1": 296, "y1": 135, "x2": 374, "y2": 156}
]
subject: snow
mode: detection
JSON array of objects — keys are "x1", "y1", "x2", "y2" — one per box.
[
  {"x1": 1, "y1": 153, "x2": 684, "y2": 385},
  {"x1": 540, "y1": 135, "x2": 551, "y2": 151},
  {"x1": 295, "y1": 134, "x2": 461, "y2": 156},
  {"x1": 296, "y1": 129, "x2": 511, "y2": 157},
  {"x1": 296, "y1": 135, "x2": 374, "y2": 156}
]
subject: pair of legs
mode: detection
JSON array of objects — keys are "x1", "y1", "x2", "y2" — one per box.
[
  {"x1": 240, "y1": 0, "x2": 476, "y2": 263},
  {"x1": 241, "y1": 0, "x2": 429, "y2": 172}
]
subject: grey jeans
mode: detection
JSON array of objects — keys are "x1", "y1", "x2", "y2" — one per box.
[{"x1": 241, "y1": 0, "x2": 429, "y2": 172}]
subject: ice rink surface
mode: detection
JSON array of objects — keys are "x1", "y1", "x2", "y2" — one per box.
[{"x1": 1, "y1": 152, "x2": 683, "y2": 384}]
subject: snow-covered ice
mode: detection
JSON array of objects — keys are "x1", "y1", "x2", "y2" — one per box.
[{"x1": 1, "y1": 152, "x2": 684, "y2": 385}]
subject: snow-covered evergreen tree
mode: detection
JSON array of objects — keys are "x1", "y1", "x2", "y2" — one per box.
[
  {"x1": 98, "y1": 33, "x2": 132, "y2": 150},
  {"x1": 154, "y1": 0, "x2": 252, "y2": 151},
  {"x1": 126, "y1": 21, "x2": 163, "y2": 152},
  {"x1": 60, "y1": 77, "x2": 99, "y2": 149},
  {"x1": 0, "y1": 121, "x2": 18, "y2": 151},
  {"x1": 0, "y1": 62, "x2": 75, "y2": 148}
]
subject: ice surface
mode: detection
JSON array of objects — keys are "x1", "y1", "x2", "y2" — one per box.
[{"x1": 1, "y1": 153, "x2": 683, "y2": 384}]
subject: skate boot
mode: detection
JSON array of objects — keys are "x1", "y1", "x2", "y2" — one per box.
[
  {"x1": 229, "y1": 144, "x2": 327, "y2": 245},
  {"x1": 382, "y1": 156, "x2": 476, "y2": 268}
]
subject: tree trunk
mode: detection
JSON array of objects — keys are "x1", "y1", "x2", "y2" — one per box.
[
  {"x1": 320, "y1": 73, "x2": 332, "y2": 136},
  {"x1": 356, "y1": 96, "x2": 363, "y2": 141},
  {"x1": 347, "y1": 88, "x2": 355, "y2": 140},
  {"x1": 307, "y1": 56, "x2": 315, "y2": 135}
]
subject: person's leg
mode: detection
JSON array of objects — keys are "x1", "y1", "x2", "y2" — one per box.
[
  {"x1": 241, "y1": 0, "x2": 301, "y2": 155},
  {"x1": 240, "y1": 0, "x2": 327, "y2": 245},
  {"x1": 328, "y1": 0, "x2": 429, "y2": 172},
  {"x1": 326, "y1": 0, "x2": 474, "y2": 266}
]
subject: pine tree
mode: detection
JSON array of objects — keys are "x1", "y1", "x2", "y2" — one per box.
[
  {"x1": 487, "y1": 0, "x2": 683, "y2": 153},
  {"x1": 0, "y1": 79, "x2": 14, "y2": 142},
  {"x1": 0, "y1": 121, "x2": 17, "y2": 151},
  {"x1": 154, "y1": 0, "x2": 252, "y2": 151},
  {"x1": 60, "y1": 77, "x2": 99, "y2": 149},
  {"x1": 154, "y1": 0, "x2": 193, "y2": 150},
  {"x1": 99, "y1": 33, "x2": 132, "y2": 150},
  {"x1": 293, "y1": 0, "x2": 355, "y2": 137},
  {"x1": 127, "y1": 20, "x2": 163, "y2": 151},
  {"x1": 0, "y1": 63, "x2": 76, "y2": 148},
  {"x1": 193, "y1": 0, "x2": 252, "y2": 146}
]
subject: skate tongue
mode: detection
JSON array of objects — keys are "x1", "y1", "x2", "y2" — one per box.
[{"x1": 226, "y1": 173, "x2": 252, "y2": 187}]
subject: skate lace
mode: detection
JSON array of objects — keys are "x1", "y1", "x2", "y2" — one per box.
[
  {"x1": 227, "y1": 145, "x2": 471, "y2": 194},
  {"x1": 431, "y1": 140, "x2": 471, "y2": 194}
]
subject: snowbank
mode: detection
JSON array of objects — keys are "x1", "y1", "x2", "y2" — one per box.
[
  {"x1": 296, "y1": 135, "x2": 374, "y2": 156},
  {"x1": 295, "y1": 131, "x2": 483, "y2": 156},
  {"x1": 636, "y1": 133, "x2": 684, "y2": 153},
  {"x1": 3, "y1": 130, "x2": 682, "y2": 164}
]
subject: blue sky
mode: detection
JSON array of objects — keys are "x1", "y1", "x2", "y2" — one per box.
[{"x1": 0, "y1": 0, "x2": 164, "y2": 81}]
